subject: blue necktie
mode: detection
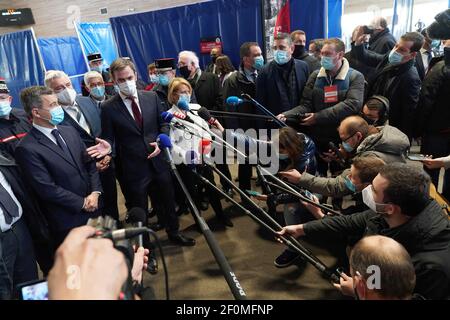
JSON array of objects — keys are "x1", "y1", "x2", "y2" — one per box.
[
  {"x1": 51, "y1": 129, "x2": 73, "y2": 161},
  {"x1": 0, "y1": 182, "x2": 19, "y2": 224}
]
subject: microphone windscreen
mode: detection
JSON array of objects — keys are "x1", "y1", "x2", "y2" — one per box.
[
  {"x1": 157, "y1": 133, "x2": 172, "y2": 149},
  {"x1": 127, "y1": 207, "x2": 147, "y2": 223},
  {"x1": 161, "y1": 111, "x2": 174, "y2": 123},
  {"x1": 427, "y1": 9, "x2": 450, "y2": 39},
  {"x1": 197, "y1": 107, "x2": 211, "y2": 121},
  {"x1": 177, "y1": 99, "x2": 190, "y2": 111},
  {"x1": 226, "y1": 96, "x2": 243, "y2": 106}
]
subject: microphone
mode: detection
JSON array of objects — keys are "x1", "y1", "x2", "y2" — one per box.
[
  {"x1": 173, "y1": 111, "x2": 195, "y2": 124},
  {"x1": 96, "y1": 227, "x2": 148, "y2": 242},
  {"x1": 177, "y1": 99, "x2": 190, "y2": 111},
  {"x1": 200, "y1": 138, "x2": 212, "y2": 155},
  {"x1": 226, "y1": 96, "x2": 244, "y2": 106},
  {"x1": 126, "y1": 207, "x2": 147, "y2": 247},
  {"x1": 157, "y1": 133, "x2": 175, "y2": 168},
  {"x1": 197, "y1": 107, "x2": 217, "y2": 126}
]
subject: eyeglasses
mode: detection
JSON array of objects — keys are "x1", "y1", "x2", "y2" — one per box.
[{"x1": 342, "y1": 132, "x2": 357, "y2": 142}]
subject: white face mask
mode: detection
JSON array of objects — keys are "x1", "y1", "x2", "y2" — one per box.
[
  {"x1": 118, "y1": 80, "x2": 137, "y2": 97},
  {"x1": 362, "y1": 185, "x2": 389, "y2": 214},
  {"x1": 57, "y1": 88, "x2": 77, "y2": 106}
]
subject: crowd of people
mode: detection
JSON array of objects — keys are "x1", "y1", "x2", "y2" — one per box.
[{"x1": 0, "y1": 14, "x2": 450, "y2": 300}]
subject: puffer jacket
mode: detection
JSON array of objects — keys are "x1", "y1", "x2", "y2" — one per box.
[{"x1": 355, "y1": 125, "x2": 410, "y2": 163}]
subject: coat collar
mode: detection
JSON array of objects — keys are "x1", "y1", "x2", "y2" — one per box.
[{"x1": 317, "y1": 57, "x2": 350, "y2": 81}]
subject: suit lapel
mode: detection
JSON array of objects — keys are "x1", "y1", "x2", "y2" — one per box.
[
  {"x1": 114, "y1": 95, "x2": 141, "y2": 133},
  {"x1": 32, "y1": 128, "x2": 79, "y2": 171}
]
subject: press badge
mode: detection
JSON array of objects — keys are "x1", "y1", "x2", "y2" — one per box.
[{"x1": 324, "y1": 85, "x2": 338, "y2": 103}]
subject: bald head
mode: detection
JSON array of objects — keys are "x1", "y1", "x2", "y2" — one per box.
[
  {"x1": 338, "y1": 115, "x2": 369, "y2": 139},
  {"x1": 350, "y1": 235, "x2": 416, "y2": 299}
]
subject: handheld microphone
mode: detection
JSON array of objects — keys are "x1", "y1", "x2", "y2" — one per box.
[
  {"x1": 226, "y1": 96, "x2": 244, "y2": 106},
  {"x1": 157, "y1": 133, "x2": 175, "y2": 168},
  {"x1": 177, "y1": 99, "x2": 190, "y2": 111},
  {"x1": 126, "y1": 207, "x2": 147, "y2": 247},
  {"x1": 197, "y1": 107, "x2": 217, "y2": 126},
  {"x1": 173, "y1": 111, "x2": 195, "y2": 124},
  {"x1": 95, "y1": 227, "x2": 148, "y2": 242}
]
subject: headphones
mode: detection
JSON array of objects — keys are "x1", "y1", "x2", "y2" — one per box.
[{"x1": 365, "y1": 95, "x2": 390, "y2": 124}]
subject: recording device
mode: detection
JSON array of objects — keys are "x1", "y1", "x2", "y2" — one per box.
[
  {"x1": 362, "y1": 25, "x2": 375, "y2": 35},
  {"x1": 407, "y1": 153, "x2": 432, "y2": 162},
  {"x1": 125, "y1": 207, "x2": 148, "y2": 248},
  {"x1": 328, "y1": 141, "x2": 347, "y2": 167},
  {"x1": 246, "y1": 190, "x2": 262, "y2": 197},
  {"x1": 427, "y1": 8, "x2": 450, "y2": 40},
  {"x1": 18, "y1": 279, "x2": 48, "y2": 300}
]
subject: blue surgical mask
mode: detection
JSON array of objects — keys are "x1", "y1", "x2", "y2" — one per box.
[
  {"x1": 342, "y1": 141, "x2": 354, "y2": 153},
  {"x1": 91, "y1": 66, "x2": 103, "y2": 73},
  {"x1": 344, "y1": 176, "x2": 356, "y2": 193},
  {"x1": 253, "y1": 56, "x2": 265, "y2": 70},
  {"x1": 273, "y1": 50, "x2": 290, "y2": 65},
  {"x1": 177, "y1": 94, "x2": 191, "y2": 110},
  {"x1": 91, "y1": 86, "x2": 105, "y2": 99},
  {"x1": 149, "y1": 74, "x2": 159, "y2": 84},
  {"x1": 49, "y1": 106, "x2": 65, "y2": 126},
  {"x1": 431, "y1": 40, "x2": 441, "y2": 49},
  {"x1": 388, "y1": 50, "x2": 404, "y2": 65},
  {"x1": 0, "y1": 100, "x2": 12, "y2": 117},
  {"x1": 321, "y1": 56, "x2": 336, "y2": 70},
  {"x1": 158, "y1": 74, "x2": 170, "y2": 87},
  {"x1": 279, "y1": 153, "x2": 289, "y2": 160}
]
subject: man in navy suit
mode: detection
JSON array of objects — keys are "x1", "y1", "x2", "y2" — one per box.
[
  {"x1": 45, "y1": 70, "x2": 119, "y2": 220},
  {"x1": 15, "y1": 86, "x2": 106, "y2": 247},
  {"x1": 256, "y1": 32, "x2": 310, "y2": 121},
  {"x1": 102, "y1": 58, "x2": 195, "y2": 247}
]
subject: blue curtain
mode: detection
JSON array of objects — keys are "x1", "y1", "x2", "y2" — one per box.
[
  {"x1": 0, "y1": 30, "x2": 45, "y2": 108},
  {"x1": 392, "y1": 0, "x2": 414, "y2": 40},
  {"x1": 327, "y1": 0, "x2": 342, "y2": 38},
  {"x1": 110, "y1": 0, "x2": 262, "y2": 81},
  {"x1": 37, "y1": 37, "x2": 88, "y2": 94},
  {"x1": 290, "y1": 0, "x2": 326, "y2": 42},
  {"x1": 76, "y1": 22, "x2": 118, "y2": 67}
]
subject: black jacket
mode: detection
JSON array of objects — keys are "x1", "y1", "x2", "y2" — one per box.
[
  {"x1": 368, "y1": 28, "x2": 396, "y2": 55},
  {"x1": 191, "y1": 71, "x2": 223, "y2": 111},
  {"x1": 296, "y1": 52, "x2": 321, "y2": 74},
  {"x1": 352, "y1": 43, "x2": 421, "y2": 139},
  {"x1": 414, "y1": 59, "x2": 450, "y2": 137},
  {"x1": 222, "y1": 68, "x2": 259, "y2": 130},
  {"x1": 303, "y1": 200, "x2": 450, "y2": 299},
  {"x1": 0, "y1": 108, "x2": 32, "y2": 158},
  {"x1": 256, "y1": 59, "x2": 310, "y2": 116}
]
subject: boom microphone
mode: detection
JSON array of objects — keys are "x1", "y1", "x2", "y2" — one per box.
[{"x1": 226, "y1": 96, "x2": 244, "y2": 106}]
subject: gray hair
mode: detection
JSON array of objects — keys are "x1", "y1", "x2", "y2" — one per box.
[
  {"x1": 84, "y1": 71, "x2": 103, "y2": 87},
  {"x1": 20, "y1": 86, "x2": 54, "y2": 116},
  {"x1": 44, "y1": 70, "x2": 70, "y2": 88},
  {"x1": 178, "y1": 51, "x2": 200, "y2": 69}
]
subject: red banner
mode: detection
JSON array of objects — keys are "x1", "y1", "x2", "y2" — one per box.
[{"x1": 274, "y1": 0, "x2": 291, "y2": 37}]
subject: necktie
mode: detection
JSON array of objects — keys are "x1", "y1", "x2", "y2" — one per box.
[
  {"x1": 127, "y1": 96, "x2": 143, "y2": 129},
  {"x1": 0, "y1": 182, "x2": 19, "y2": 225},
  {"x1": 70, "y1": 106, "x2": 91, "y2": 134},
  {"x1": 51, "y1": 129, "x2": 73, "y2": 161}
]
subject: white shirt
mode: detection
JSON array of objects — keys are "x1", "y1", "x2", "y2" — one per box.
[
  {"x1": 0, "y1": 170, "x2": 23, "y2": 232},
  {"x1": 33, "y1": 123, "x2": 58, "y2": 145},
  {"x1": 420, "y1": 48, "x2": 431, "y2": 75},
  {"x1": 63, "y1": 102, "x2": 91, "y2": 135},
  {"x1": 119, "y1": 91, "x2": 142, "y2": 120}
]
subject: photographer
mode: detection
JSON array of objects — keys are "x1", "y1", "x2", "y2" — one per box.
[{"x1": 278, "y1": 163, "x2": 450, "y2": 300}]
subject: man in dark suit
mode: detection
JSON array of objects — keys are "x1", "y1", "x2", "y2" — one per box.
[
  {"x1": 102, "y1": 58, "x2": 195, "y2": 247},
  {"x1": 0, "y1": 78, "x2": 32, "y2": 158},
  {"x1": 45, "y1": 70, "x2": 118, "y2": 220},
  {"x1": 0, "y1": 151, "x2": 39, "y2": 299},
  {"x1": 15, "y1": 86, "x2": 106, "y2": 247},
  {"x1": 256, "y1": 33, "x2": 310, "y2": 119},
  {"x1": 81, "y1": 53, "x2": 116, "y2": 97}
]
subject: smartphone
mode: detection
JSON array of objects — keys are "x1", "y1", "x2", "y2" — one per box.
[
  {"x1": 246, "y1": 190, "x2": 262, "y2": 197},
  {"x1": 303, "y1": 190, "x2": 315, "y2": 201},
  {"x1": 17, "y1": 279, "x2": 49, "y2": 300},
  {"x1": 362, "y1": 25, "x2": 374, "y2": 34},
  {"x1": 407, "y1": 153, "x2": 431, "y2": 161}
]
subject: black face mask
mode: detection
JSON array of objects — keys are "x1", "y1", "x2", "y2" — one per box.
[
  {"x1": 293, "y1": 45, "x2": 306, "y2": 59},
  {"x1": 211, "y1": 56, "x2": 217, "y2": 63},
  {"x1": 179, "y1": 66, "x2": 191, "y2": 79}
]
